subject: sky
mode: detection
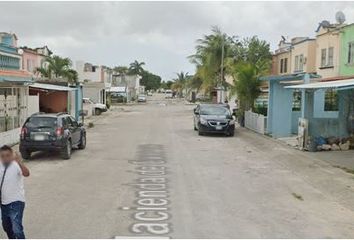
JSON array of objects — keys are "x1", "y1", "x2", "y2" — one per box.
[{"x1": 1, "y1": 1, "x2": 354, "y2": 80}]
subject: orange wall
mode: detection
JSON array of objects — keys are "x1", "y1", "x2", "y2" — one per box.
[{"x1": 30, "y1": 89, "x2": 68, "y2": 113}]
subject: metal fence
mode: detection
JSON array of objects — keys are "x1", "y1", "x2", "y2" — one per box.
[{"x1": 244, "y1": 110, "x2": 267, "y2": 135}]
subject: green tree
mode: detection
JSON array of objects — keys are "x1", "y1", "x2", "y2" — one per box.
[
  {"x1": 140, "y1": 70, "x2": 162, "y2": 90},
  {"x1": 129, "y1": 60, "x2": 145, "y2": 75},
  {"x1": 114, "y1": 66, "x2": 129, "y2": 76}
]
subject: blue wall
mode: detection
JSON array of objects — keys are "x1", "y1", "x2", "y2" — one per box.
[{"x1": 267, "y1": 81, "x2": 294, "y2": 137}]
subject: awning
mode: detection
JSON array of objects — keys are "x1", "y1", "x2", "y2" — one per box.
[
  {"x1": 285, "y1": 78, "x2": 354, "y2": 90},
  {"x1": 29, "y1": 83, "x2": 76, "y2": 91},
  {"x1": 259, "y1": 73, "x2": 320, "y2": 82},
  {"x1": 0, "y1": 70, "x2": 33, "y2": 84},
  {"x1": 108, "y1": 86, "x2": 126, "y2": 92}
]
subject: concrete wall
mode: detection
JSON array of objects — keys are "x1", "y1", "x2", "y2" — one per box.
[
  {"x1": 21, "y1": 50, "x2": 44, "y2": 75},
  {"x1": 267, "y1": 81, "x2": 294, "y2": 137},
  {"x1": 76, "y1": 61, "x2": 102, "y2": 83},
  {"x1": 27, "y1": 95, "x2": 39, "y2": 116}
]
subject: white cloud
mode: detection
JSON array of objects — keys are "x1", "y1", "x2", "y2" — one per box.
[{"x1": 0, "y1": 1, "x2": 353, "y2": 80}]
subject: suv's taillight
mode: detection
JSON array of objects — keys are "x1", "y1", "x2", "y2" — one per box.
[
  {"x1": 56, "y1": 127, "x2": 64, "y2": 137},
  {"x1": 20, "y1": 127, "x2": 27, "y2": 139}
]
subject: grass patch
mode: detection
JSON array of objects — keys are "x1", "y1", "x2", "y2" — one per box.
[
  {"x1": 292, "y1": 192, "x2": 304, "y2": 201},
  {"x1": 333, "y1": 165, "x2": 354, "y2": 174},
  {"x1": 88, "y1": 122, "x2": 94, "y2": 128}
]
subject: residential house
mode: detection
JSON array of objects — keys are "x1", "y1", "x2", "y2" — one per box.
[
  {"x1": 20, "y1": 45, "x2": 52, "y2": 78},
  {"x1": 272, "y1": 37, "x2": 291, "y2": 75},
  {"x1": 76, "y1": 61, "x2": 111, "y2": 106},
  {"x1": 0, "y1": 32, "x2": 33, "y2": 146},
  {"x1": 111, "y1": 74, "x2": 142, "y2": 102},
  {"x1": 261, "y1": 18, "x2": 354, "y2": 147}
]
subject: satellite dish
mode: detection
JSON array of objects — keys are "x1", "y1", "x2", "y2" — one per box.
[
  {"x1": 321, "y1": 20, "x2": 331, "y2": 28},
  {"x1": 335, "y1": 11, "x2": 346, "y2": 24}
]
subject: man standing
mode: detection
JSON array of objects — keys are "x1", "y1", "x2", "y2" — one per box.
[{"x1": 0, "y1": 145, "x2": 30, "y2": 239}]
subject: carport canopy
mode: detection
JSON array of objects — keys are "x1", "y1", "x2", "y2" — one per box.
[
  {"x1": 29, "y1": 83, "x2": 76, "y2": 91},
  {"x1": 285, "y1": 78, "x2": 354, "y2": 91}
]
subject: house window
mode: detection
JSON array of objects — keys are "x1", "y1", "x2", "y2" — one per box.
[
  {"x1": 320, "y1": 47, "x2": 334, "y2": 68},
  {"x1": 347, "y1": 42, "x2": 354, "y2": 64},
  {"x1": 279, "y1": 58, "x2": 288, "y2": 73},
  {"x1": 328, "y1": 47, "x2": 334, "y2": 66},
  {"x1": 292, "y1": 90, "x2": 302, "y2": 111},
  {"x1": 280, "y1": 59, "x2": 284, "y2": 73},
  {"x1": 324, "y1": 89, "x2": 338, "y2": 111},
  {"x1": 294, "y1": 56, "x2": 299, "y2": 72},
  {"x1": 321, "y1": 49, "x2": 327, "y2": 67},
  {"x1": 294, "y1": 54, "x2": 304, "y2": 72},
  {"x1": 299, "y1": 54, "x2": 304, "y2": 71}
]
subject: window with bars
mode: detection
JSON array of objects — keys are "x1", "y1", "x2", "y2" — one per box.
[
  {"x1": 292, "y1": 90, "x2": 302, "y2": 111},
  {"x1": 324, "y1": 89, "x2": 338, "y2": 111}
]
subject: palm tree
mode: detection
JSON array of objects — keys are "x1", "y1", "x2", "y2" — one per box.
[
  {"x1": 230, "y1": 63, "x2": 261, "y2": 112},
  {"x1": 64, "y1": 69, "x2": 79, "y2": 85},
  {"x1": 172, "y1": 71, "x2": 189, "y2": 97},
  {"x1": 129, "y1": 60, "x2": 145, "y2": 75},
  {"x1": 189, "y1": 26, "x2": 235, "y2": 91},
  {"x1": 36, "y1": 55, "x2": 73, "y2": 81}
]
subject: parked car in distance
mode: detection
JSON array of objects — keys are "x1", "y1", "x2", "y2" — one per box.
[
  {"x1": 147, "y1": 92, "x2": 153, "y2": 96},
  {"x1": 138, "y1": 94, "x2": 147, "y2": 102},
  {"x1": 19, "y1": 112, "x2": 86, "y2": 160},
  {"x1": 83, "y1": 97, "x2": 107, "y2": 115},
  {"x1": 193, "y1": 104, "x2": 235, "y2": 136},
  {"x1": 165, "y1": 89, "x2": 173, "y2": 98}
]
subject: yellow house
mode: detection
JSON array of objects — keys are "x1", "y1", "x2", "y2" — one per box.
[
  {"x1": 290, "y1": 37, "x2": 316, "y2": 74},
  {"x1": 315, "y1": 22, "x2": 344, "y2": 78}
]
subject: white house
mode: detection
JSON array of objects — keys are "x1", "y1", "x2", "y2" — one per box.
[{"x1": 76, "y1": 61, "x2": 112, "y2": 105}]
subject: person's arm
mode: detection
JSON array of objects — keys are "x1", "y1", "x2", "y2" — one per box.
[{"x1": 14, "y1": 152, "x2": 30, "y2": 177}]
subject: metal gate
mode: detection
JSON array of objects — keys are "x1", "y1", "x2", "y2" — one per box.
[{"x1": 0, "y1": 87, "x2": 28, "y2": 133}]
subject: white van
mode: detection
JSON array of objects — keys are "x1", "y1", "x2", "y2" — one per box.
[{"x1": 165, "y1": 89, "x2": 173, "y2": 98}]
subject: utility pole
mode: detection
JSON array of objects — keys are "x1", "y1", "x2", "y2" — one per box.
[{"x1": 218, "y1": 35, "x2": 225, "y2": 103}]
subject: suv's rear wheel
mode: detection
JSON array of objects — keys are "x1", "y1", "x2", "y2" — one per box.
[
  {"x1": 61, "y1": 139, "x2": 72, "y2": 160},
  {"x1": 78, "y1": 133, "x2": 86, "y2": 150},
  {"x1": 20, "y1": 149, "x2": 31, "y2": 160},
  {"x1": 95, "y1": 108, "x2": 101, "y2": 115}
]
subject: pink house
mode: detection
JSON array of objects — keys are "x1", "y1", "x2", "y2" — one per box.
[{"x1": 20, "y1": 46, "x2": 52, "y2": 78}]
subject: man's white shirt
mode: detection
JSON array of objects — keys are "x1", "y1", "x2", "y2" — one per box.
[{"x1": 0, "y1": 161, "x2": 25, "y2": 205}]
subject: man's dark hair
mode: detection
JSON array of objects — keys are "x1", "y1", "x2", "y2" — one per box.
[{"x1": 0, "y1": 145, "x2": 13, "y2": 152}]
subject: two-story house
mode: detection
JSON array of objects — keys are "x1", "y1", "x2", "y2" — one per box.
[
  {"x1": 0, "y1": 32, "x2": 33, "y2": 145},
  {"x1": 76, "y1": 61, "x2": 110, "y2": 105},
  {"x1": 20, "y1": 45, "x2": 52, "y2": 78}
]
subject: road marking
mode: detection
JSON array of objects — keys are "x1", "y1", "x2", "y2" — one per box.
[{"x1": 122, "y1": 144, "x2": 172, "y2": 237}]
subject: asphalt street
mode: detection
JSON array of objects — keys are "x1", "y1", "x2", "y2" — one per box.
[{"x1": 4, "y1": 94, "x2": 354, "y2": 238}]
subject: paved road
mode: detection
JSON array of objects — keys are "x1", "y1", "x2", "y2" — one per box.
[{"x1": 5, "y1": 94, "x2": 354, "y2": 238}]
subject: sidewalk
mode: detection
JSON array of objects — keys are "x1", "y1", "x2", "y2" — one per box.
[{"x1": 313, "y1": 150, "x2": 354, "y2": 170}]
